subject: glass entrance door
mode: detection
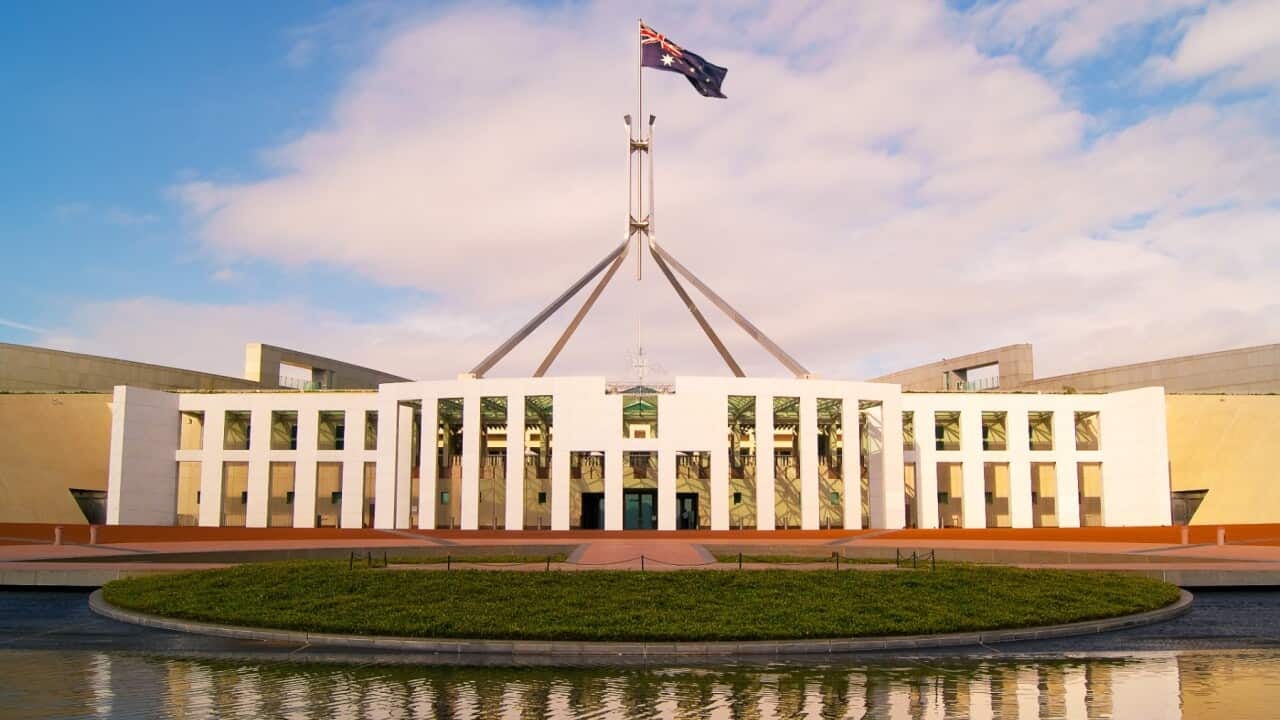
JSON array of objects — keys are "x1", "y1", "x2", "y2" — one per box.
[
  {"x1": 676, "y1": 492, "x2": 699, "y2": 529},
  {"x1": 623, "y1": 489, "x2": 657, "y2": 530}
]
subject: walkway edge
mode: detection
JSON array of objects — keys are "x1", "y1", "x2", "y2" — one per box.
[{"x1": 88, "y1": 590, "x2": 1193, "y2": 657}]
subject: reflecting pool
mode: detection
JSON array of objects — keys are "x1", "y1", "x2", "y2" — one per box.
[{"x1": 2, "y1": 649, "x2": 1280, "y2": 719}]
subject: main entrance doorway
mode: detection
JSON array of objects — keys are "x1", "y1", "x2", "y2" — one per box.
[
  {"x1": 676, "y1": 492, "x2": 699, "y2": 530},
  {"x1": 581, "y1": 492, "x2": 604, "y2": 529},
  {"x1": 623, "y1": 489, "x2": 657, "y2": 530}
]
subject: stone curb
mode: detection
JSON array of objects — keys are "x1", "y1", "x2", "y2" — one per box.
[{"x1": 89, "y1": 589, "x2": 1192, "y2": 657}]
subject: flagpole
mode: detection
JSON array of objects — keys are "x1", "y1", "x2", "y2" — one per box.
[{"x1": 636, "y1": 17, "x2": 644, "y2": 281}]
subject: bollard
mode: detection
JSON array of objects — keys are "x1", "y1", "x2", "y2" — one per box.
[
  {"x1": 833, "y1": 551, "x2": 840, "y2": 570},
  {"x1": 545, "y1": 555, "x2": 551, "y2": 572},
  {"x1": 53, "y1": 526, "x2": 63, "y2": 546},
  {"x1": 349, "y1": 552, "x2": 355, "y2": 571},
  {"x1": 89, "y1": 525, "x2": 99, "y2": 544},
  {"x1": 447, "y1": 554, "x2": 452, "y2": 571},
  {"x1": 1217, "y1": 527, "x2": 1226, "y2": 546},
  {"x1": 1180, "y1": 526, "x2": 1190, "y2": 545},
  {"x1": 640, "y1": 554, "x2": 645, "y2": 572},
  {"x1": 738, "y1": 552, "x2": 743, "y2": 570}
]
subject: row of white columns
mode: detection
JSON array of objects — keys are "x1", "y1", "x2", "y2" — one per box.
[
  {"x1": 372, "y1": 393, "x2": 905, "y2": 532},
  {"x1": 908, "y1": 408, "x2": 1092, "y2": 528}
]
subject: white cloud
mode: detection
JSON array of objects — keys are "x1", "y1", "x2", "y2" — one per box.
[
  {"x1": 63, "y1": 1, "x2": 1277, "y2": 382},
  {"x1": 967, "y1": 0, "x2": 1203, "y2": 65},
  {"x1": 1159, "y1": 0, "x2": 1280, "y2": 89}
]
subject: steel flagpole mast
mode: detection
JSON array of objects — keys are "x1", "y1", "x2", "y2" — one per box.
[{"x1": 635, "y1": 17, "x2": 644, "y2": 281}]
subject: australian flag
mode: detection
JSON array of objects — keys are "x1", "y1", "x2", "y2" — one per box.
[{"x1": 640, "y1": 22, "x2": 727, "y2": 99}]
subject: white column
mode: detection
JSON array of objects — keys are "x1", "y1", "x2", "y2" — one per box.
[
  {"x1": 605, "y1": 448, "x2": 623, "y2": 530},
  {"x1": 915, "y1": 406, "x2": 939, "y2": 529},
  {"x1": 658, "y1": 450, "x2": 676, "y2": 531},
  {"x1": 755, "y1": 394, "x2": 775, "y2": 531},
  {"x1": 505, "y1": 394, "x2": 524, "y2": 531},
  {"x1": 106, "y1": 386, "x2": 181, "y2": 526},
  {"x1": 294, "y1": 408, "x2": 318, "y2": 527},
  {"x1": 551, "y1": 435, "x2": 570, "y2": 530},
  {"x1": 460, "y1": 397, "x2": 480, "y2": 530},
  {"x1": 960, "y1": 408, "x2": 986, "y2": 528},
  {"x1": 244, "y1": 409, "x2": 270, "y2": 527},
  {"x1": 842, "y1": 397, "x2": 862, "y2": 530},
  {"x1": 1054, "y1": 410, "x2": 1081, "y2": 527},
  {"x1": 877, "y1": 393, "x2": 906, "y2": 529},
  {"x1": 865, "y1": 403, "x2": 886, "y2": 529},
  {"x1": 799, "y1": 395, "x2": 820, "y2": 530},
  {"x1": 419, "y1": 399, "x2": 437, "y2": 529},
  {"x1": 395, "y1": 404, "x2": 414, "y2": 528},
  {"x1": 198, "y1": 408, "x2": 225, "y2": 527},
  {"x1": 711, "y1": 426, "x2": 730, "y2": 531},
  {"x1": 1007, "y1": 408, "x2": 1033, "y2": 528},
  {"x1": 372, "y1": 397, "x2": 399, "y2": 528},
  {"x1": 339, "y1": 414, "x2": 363, "y2": 528}
]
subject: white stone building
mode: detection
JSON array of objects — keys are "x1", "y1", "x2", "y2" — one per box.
[{"x1": 106, "y1": 376, "x2": 1171, "y2": 530}]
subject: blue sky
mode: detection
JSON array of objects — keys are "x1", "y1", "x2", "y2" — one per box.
[
  {"x1": 0, "y1": 2, "x2": 422, "y2": 336},
  {"x1": 2, "y1": 2, "x2": 1278, "y2": 380}
]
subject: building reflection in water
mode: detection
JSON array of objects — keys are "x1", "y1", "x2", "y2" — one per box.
[{"x1": 6, "y1": 649, "x2": 1279, "y2": 719}]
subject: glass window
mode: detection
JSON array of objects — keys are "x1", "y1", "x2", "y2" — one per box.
[
  {"x1": 934, "y1": 411, "x2": 961, "y2": 451},
  {"x1": 622, "y1": 392, "x2": 658, "y2": 438},
  {"x1": 318, "y1": 411, "x2": 345, "y2": 451},
  {"x1": 1029, "y1": 411, "x2": 1054, "y2": 451},
  {"x1": 364, "y1": 411, "x2": 378, "y2": 451},
  {"x1": 1075, "y1": 411, "x2": 1101, "y2": 451},
  {"x1": 223, "y1": 411, "x2": 251, "y2": 450},
  {"x1": 271, "y1": 411, "x2": 298, "y2": 450}
]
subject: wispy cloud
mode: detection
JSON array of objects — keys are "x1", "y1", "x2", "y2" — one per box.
[{"x1": 0, "y1": 317, "x2": 49, "y2": 334}]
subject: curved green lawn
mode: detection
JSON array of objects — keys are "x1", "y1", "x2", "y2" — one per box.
[{"x1": 101, "y1": 562, "x2": 1180, "y2": 642}]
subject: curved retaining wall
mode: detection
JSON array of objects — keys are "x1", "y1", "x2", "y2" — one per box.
[{"x1": 89, "y1": 590, "x2": 1192, "y2": 657}]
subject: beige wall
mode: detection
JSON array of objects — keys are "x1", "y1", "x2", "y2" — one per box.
[
  {"x1": 0, "y1": 393, "x2": 112, "y2": 524},
  {"x1": 1022, "y1": 343, "x2": 1280, "y2": 394},
  {"x1": 244, "y1": 343, "x2": 409, "y2": 390},
  {"x1": 1, "y1": 342, "x2": 258, "y2": 393},
  {"x1": 1167, "y1": 394, "x2": 1280, "y2": 525},
  {"x1": 872, "y1": 344, "x2": 1034, "y2": 392}
]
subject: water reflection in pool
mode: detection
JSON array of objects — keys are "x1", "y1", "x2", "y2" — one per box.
[{"x1": 2, "y1": 649, "x2": 1278, "y2": 719}]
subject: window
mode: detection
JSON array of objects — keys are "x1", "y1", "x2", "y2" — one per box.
[
  {"x1": 1075, "y1": 411, "x2": 1101, "y2": 451},
  {"x1": 934, "y1": 412, "x2": 961, "y2": 451},
  {"x1": 981, "y1": 411, "x2": 1007, "y2": 451},
  {"x1": 440, "y1": 490, "x2": 450, "y2": 505},
  {"x1": 733, "y1": 491, "x2": 743, "y2": 504},
  {"x1": 318, "y1": 411, "x2": 345, "y2": 451},
  {"x1": 364, "y1": 411, "x2": 378, "y2": 450},
  {"x1": 271, "y1": 411, "x2": 298, "y2": 450},
  {"x1": 223, "y1": 411, "x2": 251, "y2": 450},
  {"x1": 537, "y1": 491, "x2": 547, "y2": 505},
  {"x1": 1029, "y1": 411, "x2": 1054, "y2": 451},
  {"x1": 622, "y1": 391, "x2": 658, "y2": 438}
]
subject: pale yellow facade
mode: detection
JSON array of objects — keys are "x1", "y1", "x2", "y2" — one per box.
[
  {"x1": 1166, "y1": 394, "x2": 1280, "y2": 525},
  {"x1": 0, "y1": 393, "x2": 111, "y2": 524}
]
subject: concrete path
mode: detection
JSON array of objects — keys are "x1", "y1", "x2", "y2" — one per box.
[{"x1": 6, "y1": 522, "x2": 1280, "y2": 586}]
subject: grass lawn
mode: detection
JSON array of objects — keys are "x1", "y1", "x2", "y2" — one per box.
[{"x1": 101, "y1": 562, "x2": 1180, "y2": 642}]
